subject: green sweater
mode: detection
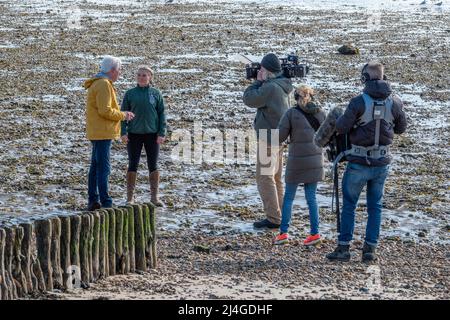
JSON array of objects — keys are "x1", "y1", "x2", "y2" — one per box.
[{"x1": 121, "y1": 85, "x2": 167, "y2": 137}]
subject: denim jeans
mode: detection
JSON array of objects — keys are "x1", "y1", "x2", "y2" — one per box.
[
  {"x1": 338, "y1": 162, "x2": 389, "y2": 247},
  {"x1": 88, "y1": 140, "x2": 112, "y2": 207},
  {"x1": 280, "y1": 182, "x2": 319, "y2": 235}
]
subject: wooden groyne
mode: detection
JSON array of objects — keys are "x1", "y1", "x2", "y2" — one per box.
[{"x1": 0, "y1": 203, "x2": 157, "y2": 300}]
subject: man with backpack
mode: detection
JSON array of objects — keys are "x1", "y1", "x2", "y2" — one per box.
[{"x1": 326, "y1": 61, "x2": 407, "y2": 262}]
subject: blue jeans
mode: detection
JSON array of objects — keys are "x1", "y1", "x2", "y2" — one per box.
[
  {"x1": 88, "y1": 140, "x2": 112, "y2": 207},
  {"x1": 280, "y1": 182, "x2": 319, "y2": 235},
  {"x1": 338, "y1": 162, "x2": 389, "y2": 247}
]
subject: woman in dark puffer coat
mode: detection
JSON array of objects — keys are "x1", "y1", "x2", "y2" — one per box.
[{"x1": 274, "y1": 85, "x2": 326, "y2": 246}]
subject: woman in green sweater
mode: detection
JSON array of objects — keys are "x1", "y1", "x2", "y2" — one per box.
[{"x1": 121, "y1": 65, "x2": 167, "y2": 206}]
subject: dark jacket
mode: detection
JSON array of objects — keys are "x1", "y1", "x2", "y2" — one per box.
[
  {"x1": 121, "y1": 85, "x2": 167, "y2": 137},
  {"x1": 243, "y1": 76, "x2": 294, "y2": 141},
  {"x1": 336, "y1": 80, "x2": 407, "y2": 166},
  {"x1": 278, "y1": 102, "x2": 326, "y2": 184}
]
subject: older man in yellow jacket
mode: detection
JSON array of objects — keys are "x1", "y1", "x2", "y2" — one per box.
[{"x1": 84, "y1": 55, "x2": 134, "y2": 211}]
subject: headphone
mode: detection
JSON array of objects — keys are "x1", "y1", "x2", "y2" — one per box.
[{"x1": 361, "y1": 63, "x2": 388, "y2": 83}]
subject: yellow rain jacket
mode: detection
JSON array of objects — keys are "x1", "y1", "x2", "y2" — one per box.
[{"x1": 84, "y1": 77, "x2": 125, "y2": 140}]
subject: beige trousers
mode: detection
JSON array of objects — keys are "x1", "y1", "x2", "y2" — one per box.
[{"x1": 256, "y1": 144, "x2": 284, "y2": 225}]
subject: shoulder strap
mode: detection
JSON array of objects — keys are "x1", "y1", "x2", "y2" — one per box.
[
  {"x1": 356, "y1": 93, "x2": 394, "y2": 127},
  {"x1": 295, "y1": 106, "x2": 320, "y2": 132}
]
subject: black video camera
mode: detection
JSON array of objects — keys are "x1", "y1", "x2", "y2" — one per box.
[{"x1": 245, "y1": 54, "x2": 309, "y2": 80}]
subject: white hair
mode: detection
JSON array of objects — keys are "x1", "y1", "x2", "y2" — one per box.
[{"x1": 100, "y1": 55, "x2": 122, "y2": 73}]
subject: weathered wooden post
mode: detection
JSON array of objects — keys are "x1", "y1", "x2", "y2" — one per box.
[
  {"x1": 98, "y1": 210, "x2": 108, "y2": 278},
  {"x1": 69, "y1": 214, "x2": 81, "y2": 289},
  {"x1": 20, "y1": 223, "x2": 34, "y2": 295},
  {"x1": 50, "y1": 217, "x2": 63, "y2": 290},
  {"x1": 150, "y1": 205, "x2": 157, "y2": 269},
  {"x1": 29, "y1": 222, "x2": 46, "y2": 293},
  {"x1": 80, "y1": 214, "x2": 91, "y2": 285},
  {"x1": 35, "y1": 219, "x2": 53, "y2": 292},
  {"x1": 121, "y1": 207, "x2": 130, "y2": 274},
  {"x1": 115, "y1": 208, "x2": 124, "y2": 274},
  {"x1": 133, "y1": 205, "x2": 146, "y2": 271},
  {"x1": 4, "y1": 227, "x2": 18, "y2": 298},
  {"x1": 106, "y1": 208, "x2": 116, "y2": 276},
  {"x1": 125, "y1": 205, "x2": 135, "y2": 273},
  {"x1": 142, "y1": 204, "x2": 153, "y2": 268},
  {"x1": 12, "y1": 226, "x2": 27, "y2": 296},
  {"x1": 0, "y1": 228, "x2": 9, "y2": 300},
  {"x1": 92, "y1": 212, "x2": 100, "y2": 282},
  {"x1": 59, "y1": 216, "x2": 71, "y2": 290},
  {"x1": 88, "y1": 213, "x2": 94, "y2": 282}
]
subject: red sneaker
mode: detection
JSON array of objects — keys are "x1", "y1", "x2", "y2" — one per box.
[
  {"x1": 273, "y1": 233, "x2": 289, "y2": 245},
  {"x1": 303, "y1": 234, "x2": 321, "y2": 246}
]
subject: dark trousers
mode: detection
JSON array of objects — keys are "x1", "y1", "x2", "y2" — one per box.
[
  {"x1": 88, "y1": 140, "x2": 112, "y2": 207},
  {"x1": 127, "y1": 132, "x2": 159, "y2": 173}
]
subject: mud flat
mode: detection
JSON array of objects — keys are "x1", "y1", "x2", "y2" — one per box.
[{"x1": 0, "y1": 0, "x2": 449, "y2": 299}]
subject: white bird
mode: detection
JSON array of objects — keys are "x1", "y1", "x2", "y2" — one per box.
[{"x1": 419, "y1": 0, "x2": 427, "y2": 5}]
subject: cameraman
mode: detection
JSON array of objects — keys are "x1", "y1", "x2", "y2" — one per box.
[
  {"x1": 243, "y1": 53, "x2": 294, "y2": 229},
  {"x1": 326, "y1": 62, "x2": 407, "y2": 262}
]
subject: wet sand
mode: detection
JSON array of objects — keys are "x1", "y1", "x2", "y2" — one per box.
[{"x1": 0, "y1": 0, "x2": 449, "y2": 299}]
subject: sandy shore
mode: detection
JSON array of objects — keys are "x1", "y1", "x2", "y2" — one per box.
[{"x1": 0, "y1": 0, "x2": 449, "y2": 299}]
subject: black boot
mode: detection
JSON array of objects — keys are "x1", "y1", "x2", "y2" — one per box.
[
  {"x1": 326, "y1": 244, "x2": 351, "y2": 261},
  {"x1": 87, "y1": 202, "x2": 101, "y2": 211},
  {"x1": 253, "y1": 219, "x2": 280, "y2": 229},
  {"x1": 362, "y1": 242, "x2": 377, "y2": 263}
]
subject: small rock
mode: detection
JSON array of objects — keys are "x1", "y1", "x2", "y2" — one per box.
[
  {"x1": 418, "y1": 231, "x2": 426, "y2": 238},
  {"x1": 338, "y1": 44, "x2": 360, "y2": 55},
  {"x1": 359, "y1": 287, "x2": 369, "y2": 293},
  {"x1": 194, "y1": 244, "x2": 210, "y2": 254}
]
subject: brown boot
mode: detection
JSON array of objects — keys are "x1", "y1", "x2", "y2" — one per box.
[
  {"x1": 149, "y1": 170, "x2": 164, "y2": 207},
  {"x1": 126, "y1": 171, "x2": 137, "y2": 204}
]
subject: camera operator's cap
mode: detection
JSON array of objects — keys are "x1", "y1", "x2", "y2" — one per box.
[{"x1": 261, "y1": 53, "x2": 281, "y2": 73}]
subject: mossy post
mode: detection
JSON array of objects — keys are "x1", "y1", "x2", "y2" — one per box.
[
  {"x1": 98, "y1": 210, "x2": 108, "y2": 278},
  {"x1": 150, "y1": 205, "x2": 157, "y2": 269},
  {"x1": 50, "y1": 218, "x2": 63, "y2": 290},
  {"x1": 80, "y1": 214, "x2": 91, "y2": 284},
  {"x1": 104, "y1": 210, "x2": 110, "y2": 276},
  {"x1": 145, "y1": 202, "x2": 157, "y2": 269},
  {"x1": 69, "y1": 215, "x2": 81, "y2": 271},
  {"x1": 59, "y1": 216, "x2": 71, "y2": 290},
  {"x1": 20, "y1": 223, "x2": 34, "y2": 294},
  {"x1": 12, "y1": 226, "x2": 27, "y2": 296},
  {"x1": 92, "y1": 212, "x2": 100, "y2": 282},
  {"x1": 133, "y1": 204, "x2": 146, "y2": 271},
  {"x1": 121, "y1": 207, "x2": 130, "y2": 274},
  {"x1": 126, "y1": 205, "x2": 135, "y2": 273},
  {"x1": 88, "y1": 213, "x2": 94, "y2": 281},
  {"x1": 0, "y1": 228, "x2": 8, "y2": 300},
  {"x1": 142, "y1": 204, "x2": 153, "y2": 268},
  {"x1": 106, "y1": 208, "x2": 116, "y2": 276},
  {"x1": 34, "y1": 220, "x2": 53, "y2": 292},
  {"x1": 114, "y1": 208, "x2": 124, "y2": 274}
]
